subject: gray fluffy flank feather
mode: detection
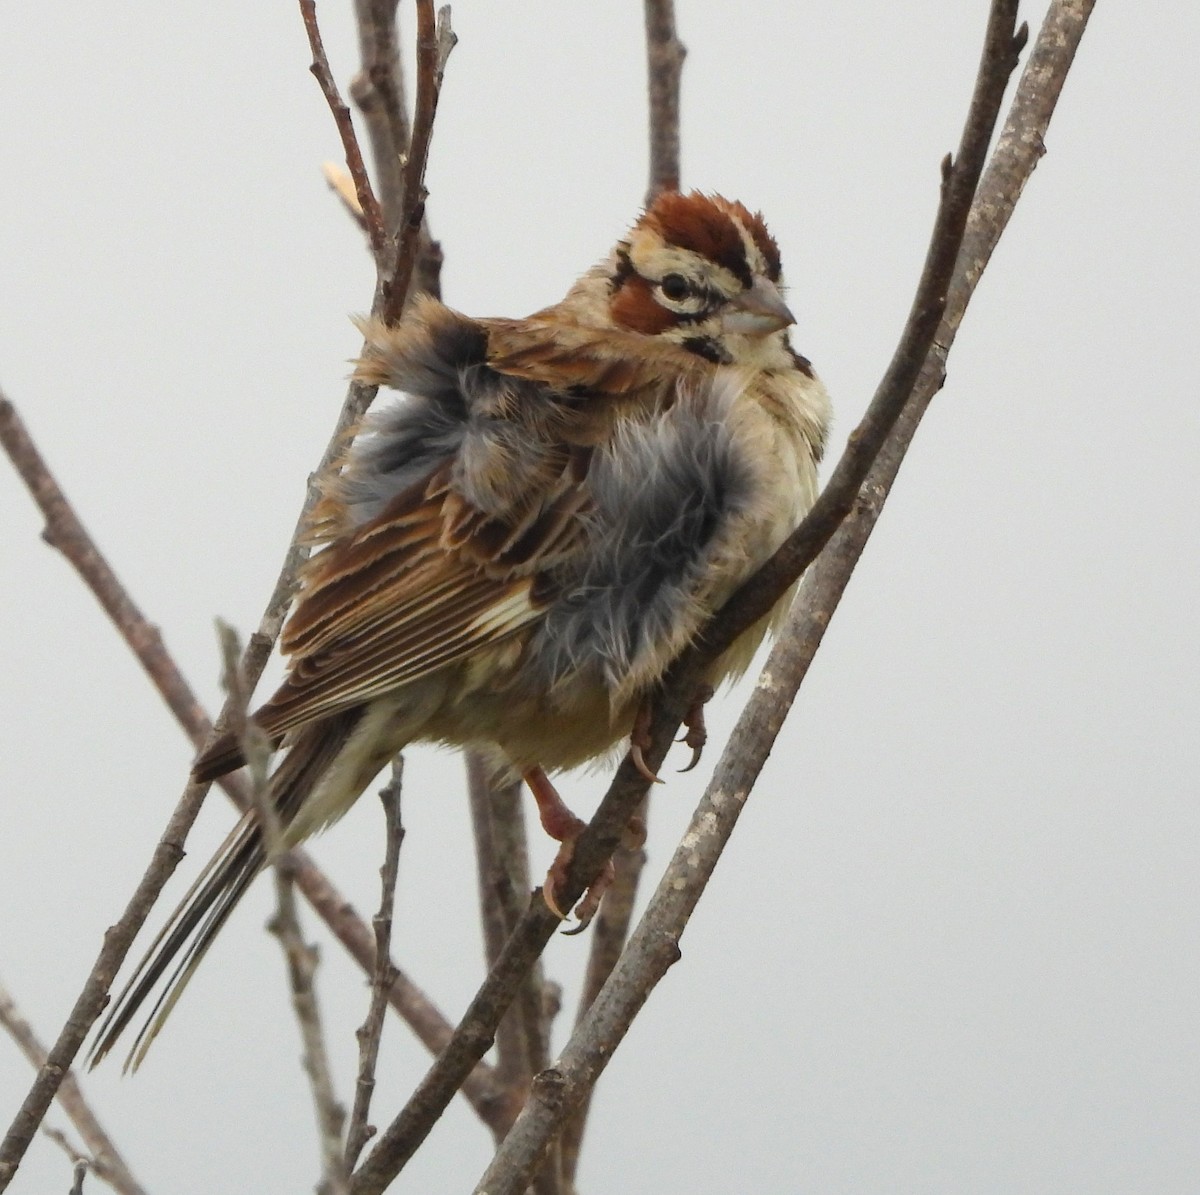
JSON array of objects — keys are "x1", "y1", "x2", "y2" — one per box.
[
  {"x1": 338, "y1": 317, "x2": 757, "y2": 691},
  {"x1": 527, "y1": 376, "x2": 756, "y2": 691},
  {"x1": 336, "y1": 316, "x2": 564, "y2": 525}
]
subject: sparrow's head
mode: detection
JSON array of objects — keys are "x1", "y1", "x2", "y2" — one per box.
[{"x1": 606, "y1": 191, "x2": 797, "y2": 367}]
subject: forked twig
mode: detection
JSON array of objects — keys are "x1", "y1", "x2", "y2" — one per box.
[
  {"x1": 380, "y1": 2, "x2": 455, "y2": 323},
  {"x1": 0, "y1": 394, "x2": 505, "y2": 1111},
  {"x1": 0, "y1": 2, "x2": 458, "y2": 1186},
  {"x1": 300, "y1": 0, "x2": 387, "y2": 257},
  {"x1": 350, "y1": 0, "x2": 411, "y2": 229}
]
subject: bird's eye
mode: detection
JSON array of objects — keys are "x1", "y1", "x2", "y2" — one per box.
[{"x1": 659, "y1": 273, "x2": 690, "y2": 301}]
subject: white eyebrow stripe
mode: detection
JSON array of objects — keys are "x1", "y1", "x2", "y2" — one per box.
[{"x1": 729, "y1": 214, "x2": 767, "y2": 278}]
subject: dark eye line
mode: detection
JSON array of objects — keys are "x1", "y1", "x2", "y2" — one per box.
[{"x1": 657, "y1": 274, "x2": 727, "y2": 314}]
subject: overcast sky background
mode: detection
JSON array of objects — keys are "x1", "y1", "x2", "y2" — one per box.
[{"x1": 2, "y1": 3, "x2": 1197, "y2": 1192}]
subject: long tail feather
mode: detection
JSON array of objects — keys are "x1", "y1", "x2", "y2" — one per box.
[{"x1": 89, "y1": 708, "x2": 362, "y2": 1071}]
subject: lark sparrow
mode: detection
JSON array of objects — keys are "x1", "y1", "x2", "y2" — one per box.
[{"x1": 93, "y1": 191, "x2": 831, "y2": 1068}]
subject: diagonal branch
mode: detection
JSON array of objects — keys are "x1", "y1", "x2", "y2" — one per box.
[
  {"x1": 0, "y1": 9, "x2": 458, "y2": 1185},
  {"x1": 348, "y1": 4, "x2": 1027, "y2": 1191},
  {"x1": 469, "y1": 3, "x2": 1097, "y2": 1189},
  {"x1": 0, "y1": 981, "x2": 145, "y2": 1195},
  {"x1": 0, "y1": 395, "x2": 507, "y2": 1122},
  {"x1": 300, "y1": 0, "x2": 387, "y2": 258}
]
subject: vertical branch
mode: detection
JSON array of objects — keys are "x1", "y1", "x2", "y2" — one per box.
[
  {"x1": 643, "y1": 0, "x2": 685, "y2": 203},
  {"x1": 562, "y1": 2, "x2": 685, "y2": 1180},
  {"x1": 380, "y1": 2, "x2": 456, "y2": 323},
  {"x1": 218, "y1": 624, "x2": 349, "y2": 1195},
  {"x1": 466, "y1": 755, "x2": 535, "y2": 1100},
  {"x1": 351, "y1": 0, "x2": 411, "y2": 229},
  {"x1": 345, "y1": 762, "x2": 406, "y2": 1170},
  {"x1": 466, "y1": 756, "x2": 565, "y2": 1191}
]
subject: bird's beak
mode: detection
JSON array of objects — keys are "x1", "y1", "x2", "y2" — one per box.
[{"x1": 720, "y1": 277, "x2": 796, "y2": 337}]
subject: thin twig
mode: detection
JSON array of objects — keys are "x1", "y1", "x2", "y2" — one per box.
[
  {"x1": 468, "y1": 3, "x2": 1097, "y2": 1188},
  {"x1": 349, "y1": 5, "x2": 1026, "y2": 1191},
  {"x1": 290, "y1": 851, "x2": 515, "y2": 1130},
  {"x1": 300, "y1": 0, "x2": 387, "y2": 258},
  {"x1": 0, "y1": 4, "x2": 459, "y2": 1185},
  {"x1": 559, "y1": 797, "x2": 646, "y2": 1181},
  {"x1": 0, "y1": 982, "x2": 145, "y2": 1195},
  {"x1": 350, "y1": 0, "x2": 410, "y2": 230},
  {"x1": 345, "y1": 762, "x2": 406, "y2": 1170},
  {"x1": 465, "y1": 754, "x2": 563, "y2": 1189},
  {"x1": 217, "y1": 625, "x2": 349, "y2": 1195},
  {"x1": 0, "y1": 386, "x2": 501, "y2": 1108},
  {"x1": 379, "y1": 2, "x2": 455, "y2": 324}
]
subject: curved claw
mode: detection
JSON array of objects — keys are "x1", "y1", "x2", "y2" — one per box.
[
  {"x1": 678, "y1": 743, "x2": 703, "y2": 773},
  {"x1": 541, "y1": 884, "x2": 569, "y2": 921},
  {"x1": 630, "y1": 743, "x2": 664, "y2": 785}
]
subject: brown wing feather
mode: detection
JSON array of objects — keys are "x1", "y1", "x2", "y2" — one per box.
[
  {"x1": 484, "y1": 317, "x2": 707, "y2": 437},
  {"x1": 201, "y1": 307, "x2": 711, "y2": 775}
]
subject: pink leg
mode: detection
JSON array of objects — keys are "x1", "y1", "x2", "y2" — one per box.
[{"x1": 523, "y1": 766, "x2": 615, "y2": 928}]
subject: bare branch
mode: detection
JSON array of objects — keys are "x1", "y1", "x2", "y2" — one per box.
[
  {"x1": 0, "y1": 981, "x2": 145, "y2": 1195},
  {"x1": 0, "y1": 389, "x2": 507, "y2": 1155},
  {"x1": 1, "y1": 4, "x2": 460, "y2": 1185},
  {"x1": 379, "y1": 2, "x2": 456, "y2": 323},
  {"x1": 349, "y1": 3, "x2": 1031, "y2": 1190},
  {"x1": 465, "y1": 755, "x2": 565, "y2": 1189},
  {"x1": 300, "y1": 0, "x2": 387, "y2": 258},
  {"x1": 350, "y1": 0, "x2": 410, "y2": 230},
  {"x1": 559, "y1": 798, "x2": 646, "y2": 1181},
  {"x1": 4, "y1": 382, "x2": 507, "y2": 1095},
  {"x1": 563, "y1": 1, "x2": 685, "y2": 1174},
  {"x1": 0, "y1": 399, "x2": 215, "y2": 753},
  {"x1": 643, "y1": 0, "x2": 685, "y2": 202},
  {"x1": 345, "y1": 762, "x2": 406, "y2": 1170},
  {"x1": 466, "y1": 754, "x2": 538, "y2": 1102},
  {"x1": 217, "y1": 624, "x2": 348, "y2": 1194},
  {"x1": 468, "y1": 4, "x2": 1097, "y2": 1188},
  {"x1": 290, "y1": 852, "x2": 514, "y2": 1130}
]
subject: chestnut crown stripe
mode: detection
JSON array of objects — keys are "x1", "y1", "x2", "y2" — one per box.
[{"x1": 643, "y1": 192, "x2": 782, "y2": 286}]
